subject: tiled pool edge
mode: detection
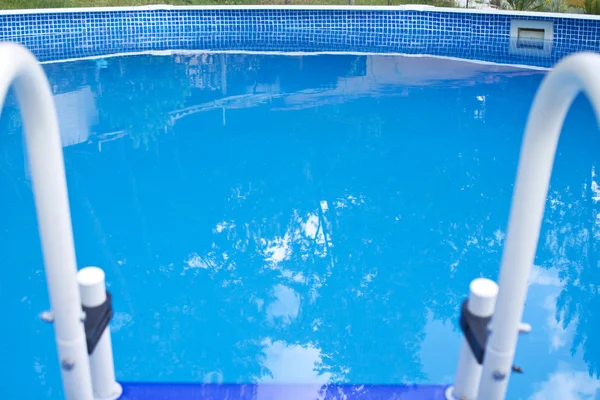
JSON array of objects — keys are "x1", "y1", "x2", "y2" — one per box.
[{"x1": 1, "y1": 6, "x2": 599, "y2": 67}]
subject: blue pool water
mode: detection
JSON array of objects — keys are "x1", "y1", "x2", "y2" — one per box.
[{"x1": 1, "y1": 53, "x2": 600, "y2": 400}]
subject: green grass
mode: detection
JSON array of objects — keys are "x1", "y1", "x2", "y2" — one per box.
[{"x1": 0, "y1": 0, "x2": 455, "y2": 10}]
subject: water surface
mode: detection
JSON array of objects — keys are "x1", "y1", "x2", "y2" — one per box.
[{"x1": 0, "y1": 53, "x2": 599, "y2": 400}]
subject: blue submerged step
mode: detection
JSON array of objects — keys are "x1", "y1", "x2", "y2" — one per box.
[{"x1": 119, "y1": 382, "x2": 450, "y2": 400}]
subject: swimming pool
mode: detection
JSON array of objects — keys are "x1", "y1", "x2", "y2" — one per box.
[{"x1": 1, "y1": 50, "x2": 599, "y2": 399}]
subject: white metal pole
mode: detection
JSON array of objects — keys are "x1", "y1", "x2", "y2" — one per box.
[
  {"x1": 449, "y1": 278, "x2": 498, "y2": 400},
  {"x1": 478, "y1": 52, "x2": 600, "y2": 400},
  {"x1": 78, "y1": 267, "x2": 123, "y2": 400},
  {"x1": 0, "y1": 43, "x2": 94, "y2": 400}
]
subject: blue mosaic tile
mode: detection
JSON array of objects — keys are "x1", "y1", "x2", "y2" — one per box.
[{"x1": 0, "y1": 8, "x2": 598, "y2": 68}]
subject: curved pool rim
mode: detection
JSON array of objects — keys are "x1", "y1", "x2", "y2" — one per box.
[{"x1": 1, "y1": 5, "x2": 599, "y2": 67}]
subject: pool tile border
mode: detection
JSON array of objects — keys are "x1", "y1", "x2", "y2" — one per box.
[{"x1": 0, "y1": 6, "x2": 598, "y2": 67}]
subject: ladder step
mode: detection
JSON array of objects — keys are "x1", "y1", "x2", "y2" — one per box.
[{"x1": 119, "y1": 382, "x2": 449, "y2": 400}]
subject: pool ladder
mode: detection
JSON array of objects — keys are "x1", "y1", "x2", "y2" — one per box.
[
  {"x1": 449, "y1": 53, "x2": 600, "y2": 400},
  {"x1": 0, "y1": 43, "x2": 121, "y2": 400},
  {"x1": 1, "y1": 42, "x2": 600, "y2": 400}
]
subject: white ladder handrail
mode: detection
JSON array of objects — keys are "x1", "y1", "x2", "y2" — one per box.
[
  {"x1": 478, "y1": 52, "x2": 600, "y2": 399},
  {"x1": 0, "y1": 43, "x2": 94, "y2": 400}
]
